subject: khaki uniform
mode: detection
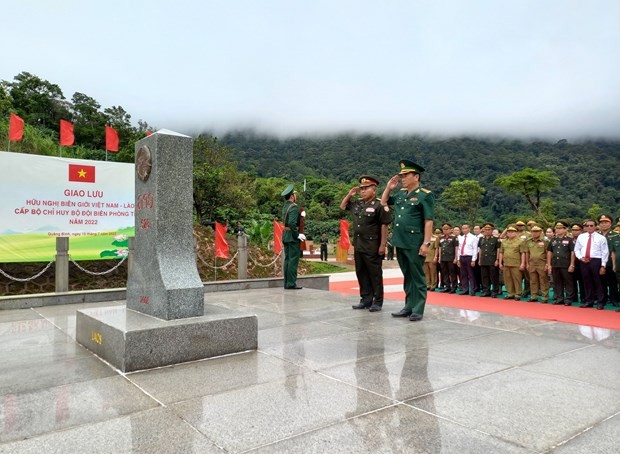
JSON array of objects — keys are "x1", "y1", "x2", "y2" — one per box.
[
  {"x1": 518, "y1": 230, "x2": 532, "y2": 296},
  {"x1": 524, "y1": 236, "x2": 550, "y2": 302},
  {"x1": 424, "y1": 235, "x2": 440, "y2": 289},
  {"x1": 500, "y1": 238, "x2": 525, "y2": 298}
]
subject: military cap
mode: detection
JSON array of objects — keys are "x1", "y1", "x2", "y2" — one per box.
[
  {"x1": 515, "y1": 221, "x2": 526, "y2": 226},
  {"x1": 506, "y1": 226, "x2": 518, "y2": 232},
  {"x1": 434, "y1": 228, "x2": 441, "y2": 234},
  {"x1": 359, "y1": 175, "x2": 379, "y2": 187},
  {"x1": 527, "y1": 220, "x2": 537, "y2": 226},
  {"x1": 442, "y1": 222, "x2": 452, "y2": 228},
  {"x1": 570, "y1": 223, "x2": 583, "y2": 230},
  {"x1": 530, "y1": 225, "x2": 543, "y2": 232},
  {"x1": 482, "y1": 223, "x2": 494, "y2": 230},
  {"x1": 398, "y1": 159, "x2": 425, "y2": 174},
  {"x1": 281, "y1": 184, "x2": 295, "y2": 197},
  {"x1": 616, "y1": 216, "x2": 620, "y2": 225},
  {"x1": 598, "y1": 214, "x2": 613, "y2": 223},
  {"x1": 555, "y1": 220, "x2": 569, "y2": 228}
]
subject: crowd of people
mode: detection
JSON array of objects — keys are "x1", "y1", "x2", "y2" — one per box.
[{"x1": 418, "y1": 216, "x2": 620, "y2": 312}]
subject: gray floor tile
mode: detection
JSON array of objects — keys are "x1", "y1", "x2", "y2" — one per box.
[
  {"x1": 170, "y1": 371, "x2": 395, "y2": 452},
  {"x1": 407, "y1": 368, "x2": 620, "y2": 452},
  {"x1": 258, "y1": 320, "x2": 357, "y2": 348},
  {"x1": 320, "y1": 347, "x2": 511, "y2": 401},
  {"x1": 0, "y1": 309, "x2": 43, "y2": 323},
  {"x1": 0, "y1": 407, "x2": 220, "y2": 454},
  {"x1": 553, "y1": 412, "x2": 620, "y2": 453},
  {"x1": 128, "y1": 351, "x2": 302, "y2": 404},
  {"x1": 248, "y1": 404, "x2": 534, "y2": 453},
  {"x1": 0, "y1": 376, "x2": 159, "y2": 443}
]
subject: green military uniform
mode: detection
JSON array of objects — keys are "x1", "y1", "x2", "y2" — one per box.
[
  {"x1": 599, "y1": 215, "x2": 620, "y2": 305},
  {"x1": 281, "y1": 184, "x2": 302, "y2": 289},
  {"x1": 523, "y1": 227, "x2": 550, "y2": 302},
  {"x1": 424, "y1": 234, "x2": 440, "y2": 289},
  {"x1": 345, "y1": 176, "x2": 393, "y2": 310},
  {"x1": 547, "y1": 221, "x2": 575, "y2": 305},
  {"x1": 611, "y1": 226, "x2": 620, "y2": 311},
  {"x1": 385, "y1": 160, "x2": 435, "y2": 320},
  {"x1": 478, "y1": 223, "x2": 501, "y2": 297},
  {"x1": 439, "y1": 227, "x2": 458, "y2": 292},
  {"x1": 500, "y1": 229, "x2": 525, "y2": 299}
]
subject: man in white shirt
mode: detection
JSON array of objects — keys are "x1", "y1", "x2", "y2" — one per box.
[
  {"x1": 574, "y1": 219, "x2": 609, "y2": 309},
  {"x1": 456, "y1": 224, "x2": 479, "y2": 296}
]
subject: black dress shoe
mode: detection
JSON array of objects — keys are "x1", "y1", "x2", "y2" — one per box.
[
  {"x1": 552, "y1": 301, "x2": 563, "y2": 305},
  {"x1": 596, "y1": 303, "x2": 605, "y2": 310},
  {"x1": 391, "y1": 308, "x2": 412, "y2": 317},
  {"x1": 563, "y1": 302, "x2": 571, "y2": 306},
  {"x1": 527, "y1": 298, "x2": 537, "y2": 303},
  {"x1": 480, "y1": 293, "x2": 491, "y2": 298},
  {"x1": 285, "y1": 286, "x2": 303, "y2": 290},
  {"x1": 579, "y1": 303, "x2": 593, "y2": 308},
  {"x1": 369, "y1": 304, "x2": 382, "y2": 312},
  {"x1": 449, "y1": 289, "x2": 457, "y2": 294},
  {"x1": 409, "y1": 313, "x2": 423, "y2": 322},
  {"x1": 352, "y1": 302, "x2": 371, "y2": 310},
  {"x1": 491, "y1": 293, "x2": 497, "y2": 298}
]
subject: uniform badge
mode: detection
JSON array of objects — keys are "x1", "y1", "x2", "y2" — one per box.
[
  {"x1": 562, "y1": 240, "x2": 569, "y2": 245},
  {"x1": 410, "y1": 197, "x2": 418, "y2": 201},
  {"x1": 537, "y1": 242, "x2": 545, "y2": 247},
  {"x1": 366, "y1": 207, "x2": 375, "y2": 212}
]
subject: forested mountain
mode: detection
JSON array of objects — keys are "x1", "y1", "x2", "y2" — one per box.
[{"x1": 220, "y1": 132, "x2": 619, "y2": 224}]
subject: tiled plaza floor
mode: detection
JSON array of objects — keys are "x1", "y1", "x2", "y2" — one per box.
[{"x1": 1, "y1": 285, "x2": 619, "y2": 453}]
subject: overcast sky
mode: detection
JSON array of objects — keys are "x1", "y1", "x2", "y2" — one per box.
[{"x1": 3, "y1": 0, "x2": 620, "y2": 139}]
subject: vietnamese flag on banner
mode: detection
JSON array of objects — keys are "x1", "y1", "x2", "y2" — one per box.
[
  {"x1": 215, "y1": 221, "x2": 229, "y2": 258},
  {"x1": 105, "y1": 125, "x2": 119, "y2": 152},
  {"x1": 59, "y1": 120, "x2": 74, "y2": 146},
  {"x1": 273, "y1": 219, "x2": 284, "y2": 254},
  {"x1": 9, "y1": 113, "x2": 24, "y2": 141},
  {"x1": 68, "y1": 164, "x2": 96, "y2": 183},
  {"x1": 339, "y1": 219, "x2": 351, "y2": 251}
]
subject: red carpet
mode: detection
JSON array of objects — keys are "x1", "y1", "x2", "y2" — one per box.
[{"x1": 330, "y1": 277, "x2": 620, "y2": 331}]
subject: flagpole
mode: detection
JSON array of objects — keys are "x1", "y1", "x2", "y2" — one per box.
[{"x1": 59, "y1": 145, "x2": 62, "y2": 157}]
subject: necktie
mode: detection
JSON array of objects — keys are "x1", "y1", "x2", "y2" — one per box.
[
  {"x1": 585, "y1": 234, "x2": 592, "y2": 259},
  {"x1": 461, "y1": 235, "x2": 467, "y2": 255}
]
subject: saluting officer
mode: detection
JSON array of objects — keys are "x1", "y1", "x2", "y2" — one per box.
[
  {"x1": 523, "y1": 225, "x2": 550, "y2": 303},
  {"x1": 478, "y1": 223, "x2": 501, "y2": 297},
  {"x1": 545, "y1": 220, "x2": 575, "y2": 305},
  {"x1": 381, "y1": 159, "x2": 435, "y2": 322},
  {"x1": 281, "y1": 184, "x2": 306, "y2": 290},
  {"x1": 341, "y1": 176, "x2": 393, "y2": 312},
  {"x1": 439, "y1": 223, "x2": 459, "y2": 293}
]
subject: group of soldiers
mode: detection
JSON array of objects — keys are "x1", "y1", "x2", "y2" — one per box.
[
  {"x1": 281, "y1": 161, "x2": 619, "y2": 322},
  {"x1": 424, "y1": 216, "x2": 620, "y2": 311}
]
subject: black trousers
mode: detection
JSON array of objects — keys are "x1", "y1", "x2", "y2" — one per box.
[
  {"x1": 572, "y1": 261, "x2": 585, "y2": 302},
  {"x1": 551, "y1": 267, "x2": 574, "y2": 303},
  {"x1": 581, "y1": 258, "x2": 605, "y2": 305},
  {"x1": 459, "y1": 256, "x2": 476, "y2": 294},
  {"x1": 354, "y1": 250, "x2": 384, "y2": 306},
  {"x1": 602, "y1": 261, "x2": 619, "y2": 304},
  {"x1": 480, "y1": 264, "x2": 500, "y2": 295},
  {"x1": 440, "y1": 261, "x2": 458, "y2": 290},
  {"x1": 320, "y1": 245, "x2": 328, "y2": 261}
]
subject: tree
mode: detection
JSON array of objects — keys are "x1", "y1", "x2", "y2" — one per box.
[
  {"x1": 441, "y1": 180, "x2": 485, "y2": 225},
  {"x1": 494, "y1": 168, "x2": 560, "y2": 225},
  {"x1": 71, "y1": 92, "x2": 106, "y2": 149}
]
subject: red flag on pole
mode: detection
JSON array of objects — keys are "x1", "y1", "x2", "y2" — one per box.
[
  {"x1": 9, "y1": 113, "x2": 24, "y2": 141},
  {"x1": 105, "y1": 125, "x2": 119, "y2": 152},
  {"x1": 59, "y1": 120, "x2": 74, "y2": 146},
  {"x1": 339, "y1": 219, "x2": 351, "y2": 251},
  {"x1": 215, "y1": 221, "x2": 229, "y2": 258},
  {"x1": 273, "y1": 219, "x2": 284, "y2": 254}
]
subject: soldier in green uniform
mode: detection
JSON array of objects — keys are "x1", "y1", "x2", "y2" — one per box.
[
  {"x1": 598, "y1": 214, "x2": 620, "y2": 307},
  {"x1": 281, "y1": 184, "x2": 306, "y2": 289},
  {"x1": 523, "y1": 225, "x2": 550, "y2": 303},
  {"x1": 381, "y1": 159, "x2": 435, "y2": 322},
  {"x1": 340, "y1": 176, "x2": 393, "y2": 312},
  {"x1": 611, "y1": 217, "x2": 620, "y2": 312},
  {"x1": 545, "y1": 220, "x2": 575, "y2": 305},
  {"x1": 478, "y1": 223, "x2": 501, "y2": 297},
  {"x1": 499, "y1": 225, "x2": 526, "y2": 300},
  {"x1": 439, "y1": 223, "x2": 458, "y2": 293}
]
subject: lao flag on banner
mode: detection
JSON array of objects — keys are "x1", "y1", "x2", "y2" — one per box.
[
  {"x1": 339, "y1": 219, "x2": 351, "y2": 251},
  {"x1": 9, "y1": 113, "x2": 24, "y2": 141},
  {"x1": 59, "y1": 120, "x2": 74, "y2": 146},
  {"x1": 215, "y1": 221, "x2": 229, "y2": 258},
  {"x1": 105, "y1": 126, "x2": 119, "y2": 152},
  {"x1": 273, "y1": 219, "x2": 284, "y2": 254},
  {"x1": 68, "y1": 164, "x2": 96, "y2": 183}
]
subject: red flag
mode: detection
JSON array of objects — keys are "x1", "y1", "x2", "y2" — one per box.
[
  {"x1": 273, "y1": 219, "x2": 284, "y2": 254},
  {"x1": 339, "y1": 219, "x2": 351, "y2": 251},
  {"x1": 105, "y1": 125, "x2": 119, "y2": 152},
  {"x1": 145, "y1": 131, "x2": 153, "y2": 136},
  {"x1": 59, "y1": 120, "x2": 74, "y2": 146},
  {"x1": 215, "y1": 221, "x2": 229, "y2": 258},
  {"x1": 9, "y1": 113, "x2": 24, "y2": 141},
  {"x1": 68, "y1": 164, "x2": 96, "y2": 183}
]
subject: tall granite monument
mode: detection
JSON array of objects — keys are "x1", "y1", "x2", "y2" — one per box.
[{"x1": 76, "y1": 130, "x2": 257, "y2": 372}]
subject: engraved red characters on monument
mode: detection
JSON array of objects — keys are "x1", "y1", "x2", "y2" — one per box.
[{"x1": 140, "y1": 295, "x2": 149, "y2": 305}]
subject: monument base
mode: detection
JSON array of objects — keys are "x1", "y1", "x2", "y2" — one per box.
[{"x1": 76, "y1": 306, "x2": 257, "y2": 373}]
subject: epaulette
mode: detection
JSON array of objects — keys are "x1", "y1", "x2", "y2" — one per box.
[{"x1": 421, "y1": 188, "x2": 431, "y2": 194}]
